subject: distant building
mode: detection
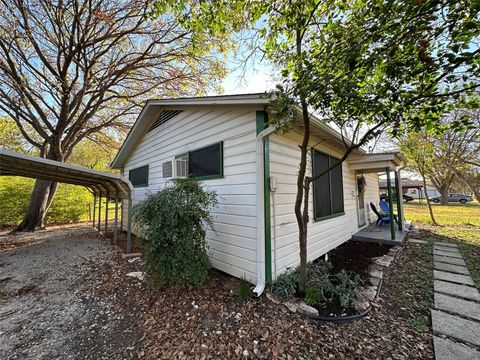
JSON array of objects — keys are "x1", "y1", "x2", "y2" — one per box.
[{"x1": 379, "y1": 178, "x2": 440, "y2": 199}]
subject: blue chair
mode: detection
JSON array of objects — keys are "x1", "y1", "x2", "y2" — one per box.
[
  {"x1": 379, "y1": 199, "x2": 398, "y2": 223},
  {"x1": 370, "y1": 202, "x2": 393, "y2": 226}
]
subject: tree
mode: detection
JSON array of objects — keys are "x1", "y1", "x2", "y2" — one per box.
[
  {"x1": 399, "y1": 133, "x2": 438, "y2": 225},
  {"x1": 0, "y1": 0, "x2": 227, "y2": 231},
  {"x1": 249, "y1": 0, "x2": 479, "y2": 294}
]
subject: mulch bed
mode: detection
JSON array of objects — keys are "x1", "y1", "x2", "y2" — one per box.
[
  {"x1": 78, "y1": 238, "x2": 433, "y2": 359},
  {"x1": 327, "y1": 240, "x2": 393, "y2": 278}
]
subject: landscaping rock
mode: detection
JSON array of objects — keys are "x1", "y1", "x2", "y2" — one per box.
[
  {"x1": 126, "y1": 272, "x2": 145, "y2": 281},
  {"x1": 433, "y1": 336, "x2": 480, "y2": 360},
  {"x1": 284, "y1": 301, "x2": 298, "y2": 313},
  {"x1": 434, "y1": 280, "x2": 480, "y2": 302},
  {"x1": 369, "y1": 269, "x2": 383, "y2": 279},
  {"x1": 434, "y1": 262, "x2": 470, "y2": 275},
  {"x1": 359, "y1": 285, "x2": 377, "y2": 301},
  {"x1": 296, "y1": 302, "x2": 319, "y2": 317},
  {"x1": 434, "y1": 293, "x2": 480, "y2": 321},
  {"x1": 434, "y1": 245, "x2": 459, "y2": 253},
  {"x1": 122, "y1": 253, "x2": 142, "y2": 259},
  {"x1": 374, "y1": 255, "x2": 394, "y2": 267},
  {"x1": 435, "y1": 242, "x2": 458, "y2": 248},
  {"x1": 434, "y1": 255, "x2": 466, "y2": 267},
  {"x1": 431, "y1": 310, "x2": 480, "y2": 347},
  {"x1": 369, "y1": 277, "x2": 381, "y2": 286},
  {"x1": 353, "y1": 298, "x2": 370, "y2": 312},
  {"x1": 409, "y1": 239, "x2": 428, "y2": 245},
  {"x1": 265, "y1": 292, "x2": 281, "y2": 305},
  {"x1": 434, "y1": 271, "x2": 474, "y2": 286}
]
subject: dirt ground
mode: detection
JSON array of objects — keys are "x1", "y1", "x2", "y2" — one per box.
[
  {"x1": 0, "y1": 224, "x2": 434, "y2": 359},
  {"x1": 0, "y1": 224, "x2": 139, "y2": 359}
]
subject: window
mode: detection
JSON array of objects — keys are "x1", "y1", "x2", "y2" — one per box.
[
  {"x1": 162, "y1": 161, "x2": 173, "y2": 178},
  {"x1": 312, "y1": 150, "x2": 344, "y2": 220},
  {"x1": 188, "y1": 142, "x2": 223, "y2": 179},
  {"x1": 129, "y1": 165, "x2": 148, "y2": 187}
]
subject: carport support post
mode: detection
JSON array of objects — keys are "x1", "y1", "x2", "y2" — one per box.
[
  {"x1": 386, "y1": 168, "x2": 396, "y2": 241},
  {"x1": 98, "y1": 196, "x2": 102, "y2": 232},
  {"x1": 126, "y1": 195, "x2": 132, "y2": 254},
  {"x1": 104, "y1": 197, "x2": 109, "y2": 235},
  {"x1": 92, "y1": 195, "x2": 96, "y2": 229},
  {"x1": 114, "y1": 197, "x2": 119, "y2": 245}
]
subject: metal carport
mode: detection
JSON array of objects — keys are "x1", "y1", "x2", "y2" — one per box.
[{"x1": 0, "y1": 148, "x2": 134, "y2": 253}]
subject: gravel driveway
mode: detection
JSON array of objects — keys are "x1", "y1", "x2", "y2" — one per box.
[{"x1": 0, "y1": 224, "x2": 138, "y2": 359}]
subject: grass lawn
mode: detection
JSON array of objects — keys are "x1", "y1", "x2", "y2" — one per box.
[{"x1": 403, "y1": 201, "x2": 480, "y2": 287}]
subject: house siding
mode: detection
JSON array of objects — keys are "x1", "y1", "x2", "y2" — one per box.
[
  {"x1": 268, "y1": 131, "x2": 381, "y2": 279},
  {"x1": 121, "y1": 107, "x2": 259, "y2": 281}
]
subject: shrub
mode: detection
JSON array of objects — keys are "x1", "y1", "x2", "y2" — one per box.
[
  {"x1": 132, "y1": 178, "x2": 217, "y2": 288},
  {"x1": 239, "y1": 277, "x2": 251, "y2": 300},
  {"x1": 304, "y1": 286, "x2": 323, "y2": 305},
  {"x1": 272, "y1": 268, "x2": 298, "y2": 297}
]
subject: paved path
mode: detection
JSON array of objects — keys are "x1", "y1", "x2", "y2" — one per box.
[{"x1": 431, "y1": 242, "x2": 480, "y2": 360}]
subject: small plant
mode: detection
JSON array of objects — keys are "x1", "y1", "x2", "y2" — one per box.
[
  {"x1": 132, "y1": 178, "x2": 217, "y2": 288},
  {"x1": 304, "y1": 286, "x2": 323, "y2": 305},
  {"x1": 272, "y1": 268, "x2": 298, "y2": 297},
  {"x1": 333, "y1": 270, "x2": 362, "y2": 308},
  {"x1": 239, "y1": 277, "x2": 251, "y2": 300}
]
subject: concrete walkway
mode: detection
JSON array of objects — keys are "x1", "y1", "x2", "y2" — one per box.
[{"x1": 431, "y1": 242, "x2": 480, "y2": 360}]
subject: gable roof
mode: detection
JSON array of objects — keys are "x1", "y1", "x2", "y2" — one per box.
[{"x1": 111, "y1": 93, "x2": 371, "y2": 169}]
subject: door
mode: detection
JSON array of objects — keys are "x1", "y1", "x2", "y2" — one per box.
[{"x1": 357, "y1": 174, "x2": 366, "y2": 227}]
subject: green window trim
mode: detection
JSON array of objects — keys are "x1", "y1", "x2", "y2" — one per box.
[
  {"x1": 311, "y1": 149, "x2": 345, "y2": 222},
  {"x1": 174, "y1": 141, "x2": 224, "y2": 181},
  {"x1": 129, "y1": 165, "x2": 149, "y2": 188}
]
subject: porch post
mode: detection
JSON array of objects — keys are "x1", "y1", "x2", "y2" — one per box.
[
  {"x1": 394, "y1": 170, "x2": 403, "y2": 231},
  {"x1": 114, "y1": 196, "x2": 119, "y2": 245},
  {"x1": 97, "y1": 196, "x2": 102, "y2": 232},
  {"x1": 104, "y1": 197, "x2": 109, "y2": 235},
  {"x1": 386, "y1": 168, "x2": 396, "y2": 241},
  {"x1": 126, "y1": 194, "x2": 133, "y2": 254},
  {"x1": 92, "y1": 195, "x2": 96, "y2": 228}
]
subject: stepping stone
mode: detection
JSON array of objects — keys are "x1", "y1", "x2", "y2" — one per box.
[
  {"x1": 434, "y1": 280, "x2": 480, "y2": 302},
  {"x1": 431, "y1": 310, "x2": 480, "y2": 347},
  {"x1": 410, "y1": 239, "x2": 428, "y2": 245},
  {"x1": 435, "y1": 242, "x2": 458, "y2": 248},
  {"x1": 434, "y1": 262, "x2": 470, "y2": 275},
  {"x1": 433, "y1": 336, "x2": 480, "y2": 360},
  {"x1": 434, "y1": 250, "x2": 463, "y2": 259},
  {"x1": 434, "y1": 271, "x2": 475, "y2": 286},
  {"x1": 434, "y1": 255, "x2": 466, "y2": 267},
  {"x1": 434, "y1": 247, "x2": 460, "y2": 254},
  {"x1": 435, "y1": 293, "x2": 480, "y2": 321}
]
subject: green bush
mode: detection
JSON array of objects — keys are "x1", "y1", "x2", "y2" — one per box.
[
  {"x1": 0, "y1": 176, "x2": 93, "y2": 226},
  {"x1": 239, "y1": 277, "x2": 251, "y2": 300},
  {"x1": 304, "y1": 286, "x2": 323, "y2": 305},
  {"x1": 272, "y1": 267, "x2": 298, "y2": 297},
  {"x1": 132, "y1": 178, "x2": 217, "y2": 288}
]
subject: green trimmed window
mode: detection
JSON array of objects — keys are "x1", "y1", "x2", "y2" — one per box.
[
  {"x1": 129, "y1": 165, "x2": 149, "y2": 187},
  {"x1": 312, "y1": 150, "x2": 344, "y2": 220},
  {"x1": 174, "y1": 142, "x2": 224, "y2": 180}
]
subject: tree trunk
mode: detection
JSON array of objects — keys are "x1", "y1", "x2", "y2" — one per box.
[
  {"x1": 439, "y1": 185, "x2": 449, "y2": 205},
  {"x1": 421, "y1": 173, "x2": 438, "y2": 226},
  {"x1": 14, "y1": 180, "x2": 58, "y2": 232}
]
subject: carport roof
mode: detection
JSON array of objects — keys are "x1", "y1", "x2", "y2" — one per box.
[{"x1": 0, "y1": 149, "x2": 133, "y2": 199}]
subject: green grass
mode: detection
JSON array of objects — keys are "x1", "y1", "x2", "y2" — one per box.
[{"x1": 404, "y1": 202, "x2": 480, "y2": 287}]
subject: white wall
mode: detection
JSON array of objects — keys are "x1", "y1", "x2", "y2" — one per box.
[
  {"x1": 268, "y1": 131, "x2": 380, "y2": 279},
  {"x1": 122, "y1": 107, "x2": 259, "y2": 282}
]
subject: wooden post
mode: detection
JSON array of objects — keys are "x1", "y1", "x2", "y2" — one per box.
[
  {"x1": 114, "y1": 197, "x2": 119, "y2": 245},
  {"x1": 104, "y1": 197, "x2": 109, "y2": 235},
  {"x1": 92, "y1": 195, "x2": 96, "y2": 228},
  {"x1": 97, "y1": 196, "x2": 102, "y2": 232},
  {"x1": 386, "y1": 168, "x2": 396, "y2": 241},
  {"x1": 127, "y1": 195, "x2": 132, "y2": 254}
]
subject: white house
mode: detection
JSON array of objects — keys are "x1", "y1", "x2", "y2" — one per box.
[{"x1": 111, "y1": 93, "x2": 406, "y2": 295}]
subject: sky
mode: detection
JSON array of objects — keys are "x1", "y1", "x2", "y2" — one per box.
[{"x1": 220, "y1": 60, "x2": 278, "y2": 95}]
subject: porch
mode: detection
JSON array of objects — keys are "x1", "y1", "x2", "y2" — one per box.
[
  {"x1": 352, "y1": 224, "x2": 408, "y2": 246},
  {"x1": 348, "y1": 152, "x2": 409, "y2": 245}
]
